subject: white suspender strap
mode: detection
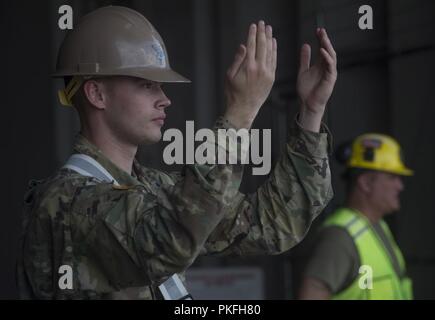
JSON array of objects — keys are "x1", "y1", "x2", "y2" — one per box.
[
  {"x1": 159, "y1": 274, "x2": 192, "y2": 300},
  {"x1": 63, "y1": 154, "x2": 120, "y2": 186}
]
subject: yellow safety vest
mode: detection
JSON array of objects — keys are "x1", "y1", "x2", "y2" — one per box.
[{"x1": 324, "y1": 208, "x2": 413, "y2": 300}]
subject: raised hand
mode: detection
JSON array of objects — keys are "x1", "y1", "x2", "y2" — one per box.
[
  {"x1": 297, "y1": 28, "x2": 337, "y2": 132},
  {"x1": 224, "y1": 21, "x2": 277, "y2": 129}
]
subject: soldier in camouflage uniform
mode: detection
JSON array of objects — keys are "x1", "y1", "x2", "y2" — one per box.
[{"x1": 17, "y1": 6, "x2": 337, "y2": 299}]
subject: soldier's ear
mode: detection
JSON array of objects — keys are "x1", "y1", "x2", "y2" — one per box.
[{"x1": 83, "y1": 80, "x2": 109, "y2": 110}]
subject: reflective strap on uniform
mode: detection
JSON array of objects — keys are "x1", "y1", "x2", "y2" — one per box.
[
  {"x1": 62, "y1": 153, "x2": 193, "y2": 300},
  {"x1": 63, "y1": 154, "x2": 120, "y2": 186},
  {"x1": 159, "y1": 274, "x2": 193, "y2": 300}
]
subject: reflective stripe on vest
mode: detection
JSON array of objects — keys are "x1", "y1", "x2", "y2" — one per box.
[{"x1": 324, "y1": 208, "x2": 413, "y2": 300}]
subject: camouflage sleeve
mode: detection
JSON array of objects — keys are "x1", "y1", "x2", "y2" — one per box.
[
  {"x1": 68, "y1": 117, "x2": 244, "y2": 288},
  {"x1": 202, "y1": 118, "x2": 334, "y2": 256}
]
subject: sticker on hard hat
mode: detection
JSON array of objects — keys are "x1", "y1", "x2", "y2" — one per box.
[
  {"x1": 152, "y1": 43, "x2": 166, "y2": 67},
  {"x1": 142, "y1": 41, "x2": 166, "y2": 68},
  {"x1": 361, "y1": 138, "x2": 382, "y2": 149}
]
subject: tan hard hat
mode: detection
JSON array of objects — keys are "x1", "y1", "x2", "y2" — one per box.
[{"x1": 53, "y1": 6, "x2": 190, "y2": 106}]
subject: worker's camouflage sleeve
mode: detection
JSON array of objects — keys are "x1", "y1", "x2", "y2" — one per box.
[
  {"x1": 17, "y1": 117, "x2": 333, "y2": 299},
  {"x1": 201, "y1": 121, "x2": 333, "y2": 256}
]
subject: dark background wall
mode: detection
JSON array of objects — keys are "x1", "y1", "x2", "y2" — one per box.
[{"x1": 2, "y1": 0, "x2": 435, "y2": 299}]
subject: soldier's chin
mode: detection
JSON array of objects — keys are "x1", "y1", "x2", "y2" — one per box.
[{"x1": 140, "y1": 130, "x2": 162, "y2": 145}]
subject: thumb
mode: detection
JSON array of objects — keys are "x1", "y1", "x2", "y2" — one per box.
[{"x1": 227, "y1": 44, "x2": 247, "y2": 79}]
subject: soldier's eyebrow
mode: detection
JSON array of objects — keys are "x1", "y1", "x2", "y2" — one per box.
[
  {"x1": 135, "y1": 79, "x2": 163, "y2": 89},
  {"x1": 135, "y1": 78, "x2": 153, "y2": 84}
]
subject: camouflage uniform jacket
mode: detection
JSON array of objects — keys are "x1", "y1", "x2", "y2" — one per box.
[{"x1": 17, "y1": 117, "x2": 333, "y2": 299}]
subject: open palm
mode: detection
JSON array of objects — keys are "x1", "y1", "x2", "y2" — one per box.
[{"x1": 297, "y1": 28, "x2": 337, "y2": 115}]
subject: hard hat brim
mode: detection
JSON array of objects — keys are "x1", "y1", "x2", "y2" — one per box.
[
  {"x1": 125, "y1": 67, "x2": 191, "y2": 83},
  {"x1": 395, "y1": 167, "x2": 414, "y2": 176},
  {"x1": 348, "y1": 164, "x2": 414, "y2": 177},
  {"x1": 51, "y1": 67, "x2": 191, "y2": 83}
]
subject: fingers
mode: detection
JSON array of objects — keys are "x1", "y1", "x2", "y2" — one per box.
[
  {"x1": 266, "y1": 25, "x2": 273, "y2": 68},
  {"x1": 320, "y1": 48, "x2": 335, "y2": 74},
  {"x1": 317, "y1": 28, "x2": 337, "y2": 65},
  {"x1": 256, "y1": 21, "x2": 267, "y2": 63},
  {"x1": 299, "y1": 28, "x2": 336, "y2": 76},
  {"x1": 227, "y1": 45, "x2": 247, "y2": 79},
  {"x1": 231, "y1": 20, "x2": 275, "y2": 82},
  {"x1": 318, "y1": 28, "x2": 337, "y2": 79},
  {"x1": 225, "y1": 21, "x2": 277, "y2": 124},
  {"x1": 272, "y1": 38, "x2": 277, "y2": 72},
  {"x1": 246, "y1": 23, "x2": 257, "y2": 64},
  {"x1": 246, "y1": 21, "x2": 275, "y2": 68},
  {"x1": 299, "y1": 43, "x2": 311, "y2": 75}
]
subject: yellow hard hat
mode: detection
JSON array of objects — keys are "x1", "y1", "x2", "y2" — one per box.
[{"x1": 347, "y1": 133, "x2": 413, "y2": 176}]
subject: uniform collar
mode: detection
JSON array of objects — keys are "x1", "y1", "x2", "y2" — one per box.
[{"x1": 72, "y1": 134, "x2": 143, "y2": 187}]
